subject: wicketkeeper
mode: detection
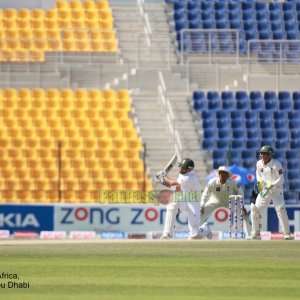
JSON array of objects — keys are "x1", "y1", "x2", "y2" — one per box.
[
  {"x1": 156, "y1": 158, "x2": 212, "y2": 240},
  {"x1": 248, "y1": 145, "x2": 292, "y2": 240}
]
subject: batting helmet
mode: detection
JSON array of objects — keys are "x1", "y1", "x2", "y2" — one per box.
[
  {"x1": 178, "y1": 158, "x2": 194, "y2": 169},
  {"x1": 259, "y1": 145, "x2": 274, "y2": 156}
]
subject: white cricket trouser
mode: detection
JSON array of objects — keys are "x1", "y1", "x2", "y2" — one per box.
[
  {"x1": 251, "y1": 190, "x2": 290, "y2": 234},
  {"x1": 199, "y1": 199, "x2": 226, "y2": 226},
  {"x1": 163, "y1": 202, "x2": 200, "y2": 237}
]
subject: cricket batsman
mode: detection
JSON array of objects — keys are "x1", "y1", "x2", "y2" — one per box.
[
  {"x1": 156, "y1": 158, "x2": 212, "y2": 240},
  {"x1": 248, "y1": 145, "x2": 292, "y2": 240}
]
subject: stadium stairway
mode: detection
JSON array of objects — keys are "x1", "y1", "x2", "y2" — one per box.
[{"x1": 109, "y1": 0, "x2": 207, "y2": 182}]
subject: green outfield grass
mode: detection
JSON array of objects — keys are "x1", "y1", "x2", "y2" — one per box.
[{"x1": 0, "y1": 240, "x2": 300, "y2": 300}]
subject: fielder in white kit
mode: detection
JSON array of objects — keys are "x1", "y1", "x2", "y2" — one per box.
[
  {"x1": 200, "y1": 166, "x2": 244, "y2": 227},
  {"x1": 248, "y1": 145, "x2": 292, "y2": 240},
  {"x1": 156, "y1": 158, "x2": 212, "y2": 240}
]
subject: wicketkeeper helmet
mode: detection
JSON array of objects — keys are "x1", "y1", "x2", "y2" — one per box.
[
  {"x1": 178, "y1": 158, "x2": 194, "y2": 169},
  {"x1": 259, "y1": 145, "x2": 274, "y2": 156}
]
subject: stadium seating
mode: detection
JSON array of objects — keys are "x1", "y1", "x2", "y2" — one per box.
[
  {"x1": 0, "y1": 88, "x2": 152, "y2": 204},
  {"x1": 194, "y1": 89, "x2": 300, "y2": 199},
  {"x1": 170, "y1": 0, "x2": 300, "y2": 57},
  {"x1": 0, "y1": 0, "x2": 117, "y2": 62}
]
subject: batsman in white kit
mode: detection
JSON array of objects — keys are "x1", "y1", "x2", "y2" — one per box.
[
  {"x1": 248, "y1": 145, "x2": 292, "y2": 240},
  {"x1": 156, "y1": 158, "x2": 212, "y2": 240}
]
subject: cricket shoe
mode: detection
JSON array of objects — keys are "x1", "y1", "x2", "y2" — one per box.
[
  {"x1": 204, "y1": 222, "x2": 213, "y2": 240},
  {"x1": 247, "y1": 235, "x2": 261, "y2": 240},
  {"x1": 160, "y1": 233, "x2": 172, "y2": 240},
  {"x1": 284, "y1": 233, "x2": 293, "y2": 240}
]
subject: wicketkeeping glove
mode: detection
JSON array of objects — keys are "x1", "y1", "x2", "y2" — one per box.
[{"x1": 260, "y1": 183, "x2": 273, "y2": 198}]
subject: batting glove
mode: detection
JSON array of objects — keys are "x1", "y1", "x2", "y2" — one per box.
[{"x1": 156, "y1": 170, "x2": 167, "y2": 179}]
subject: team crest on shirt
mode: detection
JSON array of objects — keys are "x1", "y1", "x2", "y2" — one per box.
[{"x1": 216, "y1": 187, "x2": 220, "y2": 192}]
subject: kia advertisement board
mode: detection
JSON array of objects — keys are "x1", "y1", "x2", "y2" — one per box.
[{"x1": 0, "y1": 204, "x2": 54, "y2": 233}]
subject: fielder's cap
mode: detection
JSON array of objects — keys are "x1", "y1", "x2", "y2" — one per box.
[{"x1": 218, "y1": 166, "x2": 231, "y2": 175}]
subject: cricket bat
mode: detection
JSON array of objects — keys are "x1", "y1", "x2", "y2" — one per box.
[{"x1": 163, "y1": 154, "x2": 177, "y2": 174}]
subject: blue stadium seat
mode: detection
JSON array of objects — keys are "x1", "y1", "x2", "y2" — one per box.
[
  {"x1": 202, "y1": 118, "x2": 215, "y2": 129},
  {"x1": 260, "y1": 118, "x2": 272, "y2": 129},
  {"x1": 228, "y1": 2, "x2": 240, "y2": 12},
  {"x1": 286, "y1": 149, "x2": 299, "y2": 160},
  {"x1": 274, "y1": 149, "x2": 285, "y2": 162},
  {"x1": 250, "y1": 91, "x2": 263, "y2": 110},
  {"x1": 246, "y1": 139, "x2": 260, "y2": 150},
  {"x1": 202, "y1": 138, "x2": 215, "y2": 149},
  {"x1": 247, "y1": 128, "x2": 259, "y2": 140},
  {"x1": 264, "y1": 91, "x2": 277, "y2": 110},
  {"x1": 290, "y1": 138, "x2": 300, "y2": 149},
  {"x1": 187, "y1": 0, "x2": 198, "y2": 11},
  {"x1": 269, "y1": 2, "x2": 281, "y2": 14},
  {"x1": 288, "y1": 111, "x2": 300, "y2": 120},
  {"x1": 276, "y1": 138, "x2": 288, "y2": 150},
  {"x1": 235, "y1": 91, "x2": 249, "y2": 110},
  {"x1": 231, "y1": 118, "x2": 244, "y2": 129},
  {"x1": 174, "y1": 1, "x2": 184, "y2": 11},
  {"x1": 245, "y1": 117, "x2": 258, "y2": 129},
  {"x1": 278, "y1": 91, "x2": 292, "y2": 111},
  {"x1": 218, "y1": 128, "x2": 231, "y2": 140},
  {"x1": 287, "y1": 158, "x2": 300, "y2": 170},
  {"x1": 201, "y1": 1, "x2": 213, "y2": 11},
  {"x1": 213, "y1": 149, "x2": 226, "y2": 160},
  {"x1": 289, "y1": 179, "x2": 300, "y2": 192},
  {"x1": 217, "y1": 117, "x2": 230, "y2": 130},
  {"x1": 221, "y1": 91, "x2": 235, "y2": 110},
  {"x1": 260, "y1": 110, "x2": 273, "y2": 120},
  {"x1": 231, "y1": 110, "x2": 243, "y2": 120},
  {"x1": 284, "y1": 191, "x2": 298, "y2": 205},
  {"x1": 282, "y1": 2, "x2": 295, "y2": 13},
  {"x1": 292, "y1": 91, "x2": 300, "y2": 110},
  {"x1": 261, "y1": 128, "x2": 273, "y2": 141},
  {"x1": 287, "y1": 169, "x2": 299, "y2": 181},
  {"x1": 217, "y1": 139, "x2": 230, "y2": 149},
  {"x1": 193, "y1": 91, "x2": 206, "y2": 111},
  {"x1": 232, "y1": 128, "x2": 245, "y2": 140},
  {"x1": 289, "y1": 118, "x2": 300, "y2": 130},
  {"x1": 215, "y1": 2, "x2": 226, "y2": 11},
  {"x1": 291, "y1": 129, "x2": 300, "y2": 140},
  {"x1": 207, "y1": 91, "x2": 221, "y2": 110}
]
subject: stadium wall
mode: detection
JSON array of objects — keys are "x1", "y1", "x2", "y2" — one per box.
[{"x1": 0, "y1": 204, "x2": 299, "y2": 236}]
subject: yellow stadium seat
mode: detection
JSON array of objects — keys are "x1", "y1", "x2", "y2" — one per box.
[
  {"x1": 76, "y1": 40, "x2": 90, "y2": 51},
  {"x1": 1, "y1": 191, "x2": 16, "y2": 203},
  {"x1": 33, "y1": 39, "x2": 48, "y2": 51},
  {"x1": 31, "y1": 19, "x2": 45, "y2": 30},
  {"x1": 45, "y1": 20, "x2": 59, "y2": 30},
  {"x1": 104, "y1": 118, "x2": 119, "y2": 128},
  {"x1": 78, "y1": 180, "x2": 92, "y2": 191},
  {"x1": 85, "y1": 19, "x2": 100, "y2": 29},
  {"x1": 70, "y1": 0, "x2": 83, "y2": 10},
  {"x1": 29, "y1": 49, "x2": 45, "y2": 62},
  {"x1": 4, "y1": 8, "x2": 17, "y2": 19},
  {"x1": 61, "y1": 191, "x2": 77, "y2": 203},
  {"x1": 56, "y1": 0, "x2": 70, "y2": 10},
  {"x1": 48, "y1": 191, "x2": 59, "y2": 203},
  {"x1": 32, "y1": 8, "x2": 44, "y2": 20},
  {"x1": 18, "y1": 8, "x2": 31, "y2": 20},
  {"x1": 90, "y1": 39, "x2": 104, "y2": 51},
  {"x1": 71, "y1": 10, "x2": 85, "y2": 19},
  {"x1": 89, "y1": 169, "x2": 103, "y2": 180},
  {"x1": 17, "y1": 20, "x2": 31, "y2": 31},
  {"x1": 3, "y1": 88, "x2": 18, "y2": 100},
  {"x1": 94, "y1": 179, "x2": 108, "y2": 190},
  {"x1": 45, "y1": 9, "x2": 58, "y2": 20},
  {"x1": 114, "y1": 158, "x2": 128, "y2": 169},
  {"x1": 72, "y1": 19, "x2": 86, "y2": 29},
  {"x1": 108, "y1": 179, "x2": 123, "y2": 190},
  {"x1": 96, "y1": 1, "x2": 109, "y2": 11},
  {"x1": 95, "y1": 148, "x2": 109, "y2": 159},
  {"x1": 59, "y1": 19, "x2": 73, "y2": 29},
  {"x1": 84, "y1": 0, "x2": 97, "y2": 11},
  {"x1": 19, "y1": 29, "x2": 33, "y2": 38}
]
